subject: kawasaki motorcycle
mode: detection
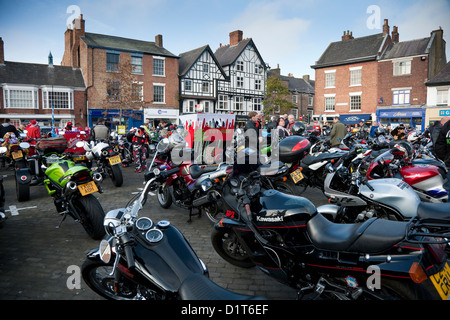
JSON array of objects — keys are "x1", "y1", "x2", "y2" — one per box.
[
  {"x1": 81, "y1": 167, "x2": 266, "y2": 300},
  {"x1": 41, "y1": 149, "x2": 105, "y2": 239},
  {"x1": 83, "y1": 139, "x2": 124, "y2": 187},
  {"x1": 211, "y1": 170, "x2": 450, "y2": 300}
]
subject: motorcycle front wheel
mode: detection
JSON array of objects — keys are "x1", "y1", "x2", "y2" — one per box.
[
  {"x1": 157, "y1": 185, "x2": 172, "y2": 209},
  {"x1": 73, "y1": 195, "x2": 105, "y2": 239},
  {"x1": 82, "y1": 259, "x2": 138, "y2": 300},
  {"x1": 211, "y1": 228, "x2": 255, "y2": 268}
]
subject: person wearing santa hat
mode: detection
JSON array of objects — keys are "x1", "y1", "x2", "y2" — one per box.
[
  {"x1": 64, "y1": 122, "x2": 73, "y2": 132},
  {"x1": 26, "y1": 119, "x2": 41, "y2": 140}
]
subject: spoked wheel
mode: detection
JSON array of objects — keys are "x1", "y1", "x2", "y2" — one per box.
[{"x1": 82, "y1": 259, "x2": 138, "y2": 300}]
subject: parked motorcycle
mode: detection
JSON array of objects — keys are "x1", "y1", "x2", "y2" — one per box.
[
  {"x1": 211, "y1": 169, "x2": 450, "y2": 300},
  {"x1": 0, "y1": 146, "x2": 7, "y2": 227},
  {"x1": 81, "y1": 167, "x2": 266, "y2": 300},
  {"x1": 83, "y1": 139, "x2": 124, "y2": 187},
  {"x1": 41, "y1": 148, "x2": 105, "y2": 239},
  {"x1": 2, "y1": 133, "x2": 33, "y2": 201},
  {"x1": 150, "y1": 135, "x2": 233, "y2": 223},
  {"x1": 366, "y1": 142, "x2": 448, "y2": 203}
]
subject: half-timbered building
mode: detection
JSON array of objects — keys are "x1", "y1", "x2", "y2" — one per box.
[
  {"x1": 214, "y1": 30, "x2": 267, "y2": 117},
  {"x1": 178, "y1": 45, "x2": 227, "y2": 114}
]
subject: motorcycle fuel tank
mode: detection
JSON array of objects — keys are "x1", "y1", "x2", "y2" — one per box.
[
  {"x1": 359, "y1": 178, "x2": 421, "y2": 219},
  {"x1": 256, "y1": 189, "x2": 316, "y2": 225}
]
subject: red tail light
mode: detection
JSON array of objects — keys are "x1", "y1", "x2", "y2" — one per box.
[{"x1": 427, "y1": 240, "x2": 446, "y2": 265}]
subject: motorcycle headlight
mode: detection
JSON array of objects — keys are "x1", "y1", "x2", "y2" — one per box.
[
  {"x1": 104, "y1": 209, "x2": 126, "y2": 236},
  {"x1": 201, "y1": 179, "x2": 213, "y2": 192}
]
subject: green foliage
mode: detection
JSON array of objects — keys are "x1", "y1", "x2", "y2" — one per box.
[{"x1": 263, "y1": 76, "x2": 295, "y2": 116}]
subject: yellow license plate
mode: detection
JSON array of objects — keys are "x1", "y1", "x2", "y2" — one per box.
[
  {"x1": 290, "y1": 168, "x2": 304, "y2": 184},
  {"x1": 73, "y1": 155, "x2": 86, "y2": 161},
  {"x1": 430, "y1": 262, "x2": 450, "y2": 300},
  {"x1": 78, "y1": 181, "x2": 98, "y2": 196},
  {"x1": 108, "y1": 155, "x2": 121, "y2": 165},
  {"x1": 12, "y1": 151, "x2": 23, "y2": 160}
]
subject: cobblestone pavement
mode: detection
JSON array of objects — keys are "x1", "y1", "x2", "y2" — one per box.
[{"x1": 0, "y1": 165, "x2": 329, "y2": 300}]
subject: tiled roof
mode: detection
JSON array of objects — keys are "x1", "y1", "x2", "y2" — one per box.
[
  {"x1": 0, "y1": 61, "x2": 85, "y2": 88},
  {"x1": 426, "y1": 61, "x2": 450, "y2": 86},
  {"x1": 312, "y1": 33, "x2": 386, "y2": 68},
  {"x1": 81, "y1": 32, "x2": 178, "y2": 58},
  {"x1": 214, "y1": 38, "x2": 265, "y2": 67},
  {"x1": 381, "y1": 37, "x2": 431, "y2": 60}
]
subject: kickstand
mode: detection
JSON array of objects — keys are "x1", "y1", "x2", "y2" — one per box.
[
  {"x1": 187, "y1": 207, "x2": 202, "y2": 223},
  {"x1": 56, "y1": 212, "x2": 68, "y2": 228}
]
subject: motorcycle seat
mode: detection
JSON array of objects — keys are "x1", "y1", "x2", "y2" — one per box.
[
  {"x1": 417, "y1": 202, "x2": 450, "y2": 220},
  {"x1": 302, "y1": 153, "x2": 343, "y2": 166},
  {"x1": 307, "y1": 213, "x2": 408, "y2": 254},
  {"x1": 258, "y1": 161, "x2": 287, "y2": 176},
  {"x1": 190, "y1": 164, "x2": 219, "y2": 179},
  {"x1": 179, "y1": 273, "x2": 267, "y2": 300}
]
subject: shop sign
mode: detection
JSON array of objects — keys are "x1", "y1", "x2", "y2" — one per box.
[{"x1": 439, "y1": 110, "x2": 450, "y2": 116}]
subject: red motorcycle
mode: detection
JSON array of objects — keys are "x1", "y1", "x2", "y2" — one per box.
[
  {"x1": 366, "y1": 142, "x2": 448, "y2": 203},
  {"x1": 150, "y1": 134, "x2": 233, "y2": 223}
]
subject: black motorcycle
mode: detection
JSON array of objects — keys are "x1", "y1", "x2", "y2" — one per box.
[
  {"x1": 82, "y1": 167, "x2": 266, "y2": 300},
  {"x1": 0, "y1": 146, "x2": 6, "y2": 227},
  {"x1": 211, "y1": 170, "x2": 450, "y2": 300}
]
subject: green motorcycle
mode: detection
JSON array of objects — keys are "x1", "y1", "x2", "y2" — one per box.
[{"x1": 41, "y1": 152, "x2": 105, "y2": 239}]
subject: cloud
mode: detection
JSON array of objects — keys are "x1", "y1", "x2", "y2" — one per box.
[{"x1": 223, "y1": 1, "x2": 311, "y2": 72}]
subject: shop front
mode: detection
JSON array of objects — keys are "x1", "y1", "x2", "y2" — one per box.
[
  {"x1": 426, "y1": 106, "x2": 450, "y2": 127},
  {"x1": 376, "y1": 107, "x2": 425, "y2": 131},
  {"x1": 144, "y1": 108, "x2": 179, "y2": 128},
  {"x1": 88, "y1": 109, "x2": 143, "y2": 131}
]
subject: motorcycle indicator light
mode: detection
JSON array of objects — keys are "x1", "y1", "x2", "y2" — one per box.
[{"x1": 409, "y1": 262, "x2": 427, "y2": 283}]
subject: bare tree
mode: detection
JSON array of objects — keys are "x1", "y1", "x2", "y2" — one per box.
[{"x1": 100, "y1": 58, "x2": 146, "y2": 125}]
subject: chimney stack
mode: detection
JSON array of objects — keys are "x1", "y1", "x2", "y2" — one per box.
[
  {"x1": 230, "y1": 30, "x2": 243, "y2": 46},
  {"x1": 155, "y1": 34, "x2": 163, "y2": 47},
  {"x1": 391, "y1": 26, "x2": 399, "y2": 43},
  {"x1": 303, "y1": 75, "x2": 310, "y2": 82},
  {"x1": 342, "y1": 30, "x2": 354, "y2": 41},
  {"x1": 0, "y1": 37, "x2": 4, "y2": 64},
  {"x1": 383, "y1": 19, "x2": 390, "y2": 36}
]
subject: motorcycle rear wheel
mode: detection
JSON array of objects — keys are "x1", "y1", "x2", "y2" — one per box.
[
  {"x1": 16, "y1": 179, "x2": 30, "y2": 202},
  {"x1": 74, "y1": 195, "x2": 105, "y2": 239},
  {"x1": 109, "y1": 164, "x2": 123, "y2": 187},
  {"x1": 211, "y1": 228, "x2": 255, "y2": 268}
]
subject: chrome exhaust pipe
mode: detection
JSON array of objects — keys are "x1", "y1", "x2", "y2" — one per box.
[{"x1": 93, "y1": 172, "x2": 103, "y2": 182}]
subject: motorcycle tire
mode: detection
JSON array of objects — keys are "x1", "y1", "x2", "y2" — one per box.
[
  {"x1": 272, "y1": 180, "x2": 298, "y2": 196},
  {"x1": 211, "y1": 228, "x2": 255, "y2": 268},
  {"x1": 82, "y1": 258, "x2": 138, "y2": 300},
  {"x1": 74, "y1": 195, "x2": 105, "y2": 240},
  {"x1": 109, "y1": 164, "x2": 123, "y2": 187},
  {"x1": 16, "y1": 179, "x2": 30, "y2": 202},
  {"x1": 157, "y1": 185, "x2": 172, "y2": 209}
]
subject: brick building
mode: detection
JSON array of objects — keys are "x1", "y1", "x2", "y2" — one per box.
[
  {"x1": 311, "y1": 20, "x2": 393, "y2": 125},
  {"x1": 268, "y1": 65, "x2": 314, "y2": 121},
  {"x1": 0, "y1": 37, "x2": 85, "y2": 129},
  {"x1": 376, "y1": 28, "x2": 447, "y2": 130},
  {"x1": 61, "y1": 14, "x2": 179, "y2": 129}
]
